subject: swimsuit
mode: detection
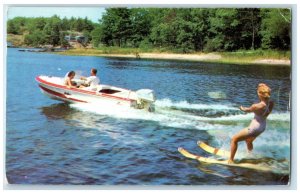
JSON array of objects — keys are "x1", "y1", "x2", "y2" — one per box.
[{"x1": 248, "y1": 102, "x2": 270, "y2": 137}]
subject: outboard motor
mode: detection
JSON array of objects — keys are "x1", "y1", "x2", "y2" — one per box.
[{"x1": 135, "y1": 89, "x2": 156, "y2": 112}]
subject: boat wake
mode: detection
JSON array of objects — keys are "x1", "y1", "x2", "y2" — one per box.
[
  {"x1": 70, "y1": 98, "x2": 290, "y2": 131},
  {"x1": 69, "y1": 98, "x2": 290, "y2": 174}
]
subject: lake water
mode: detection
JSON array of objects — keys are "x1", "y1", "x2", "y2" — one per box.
[{"x1": 6, "y1": 48, "x2": 291, "y2": 185}]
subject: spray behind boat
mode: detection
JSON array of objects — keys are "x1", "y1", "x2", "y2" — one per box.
[{"x1": 133, "y1": 89, "x2": 156, "y2": 112}]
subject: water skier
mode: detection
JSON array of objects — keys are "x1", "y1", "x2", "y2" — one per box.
[{"x1": 228, "y1": 83, "x2": 274, "y2": 164}]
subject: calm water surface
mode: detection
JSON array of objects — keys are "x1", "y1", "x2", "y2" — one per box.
[{"x1": 6, "y1": 48, "x2": 291, "y2": 185}]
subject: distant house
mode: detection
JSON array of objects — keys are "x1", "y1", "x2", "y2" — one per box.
[
  {"x1": 75, "y1": 36, "x2": 88, "y2": 44},
  {"x1": 64, "y1": 35, "x2": 76, "y2": 42},
  {"x1": 64, "y1": 35, "x2": 88, "y2": 44}
]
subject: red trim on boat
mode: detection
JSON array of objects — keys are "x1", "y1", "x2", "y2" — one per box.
[
  {"x1": 39, "y1": 85, "x2": 88, "y2": 103},
  {"x1": 36, "y1": 76, "x2": 133, "y2": 102}
]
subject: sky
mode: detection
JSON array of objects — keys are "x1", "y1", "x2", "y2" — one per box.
[{"x1": 6, "y1": 6, "x2": 106, "y2": 23}]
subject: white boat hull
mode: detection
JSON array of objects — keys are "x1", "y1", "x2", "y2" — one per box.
[{"x1": 36, "y1": 75, "x2": 155, "y2": 111}]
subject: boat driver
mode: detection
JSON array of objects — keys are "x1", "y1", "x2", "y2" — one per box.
[{"x1": 80, "y1": 68, "x2": 100, "y2": 90}]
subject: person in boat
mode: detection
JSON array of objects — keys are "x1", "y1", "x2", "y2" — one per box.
[
  {"x1": 64, "y1": 71, "x2": 77, "y2": 88},
  {"x1": 80, "y1": 68, "x2": 100, "y2": 90},
  {"x1": 228, "y1": 83, "x2": 274, "y2": 164}
]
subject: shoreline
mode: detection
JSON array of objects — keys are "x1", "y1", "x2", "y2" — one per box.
[
  {"x1": 107, "y1": 53, "x2": 291, "y2": 66},
  {"x1": 59, "y1": 49, "x2": 291, "y2": 66},
  {"x1": 8, "y1": 45, "x2": 290, "y2": 66}
]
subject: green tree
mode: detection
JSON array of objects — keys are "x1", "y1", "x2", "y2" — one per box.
[
  {"x1": 208, "y1": 8, "x2": 241, "y2": 51},
  {"x1": 61, "y1": 17, "x2": 70, "y2": 31},
  {"x1": 91, "y1": 24, "x2": 103, "y2": 47},
  {"x1": 260, "y1": 8, "x2": 291, "y2": 49},
  {"x1": 69, "y1": 17, "x2": 77, "y2": 31},
  {"x1": 190, "y1": 9, "x2": 211, "y2": 51},
  {"x1": 172, "y1": 9, "x2": 194, "y2": 52},
  {"x1": 83, "y1": 17, "x2": 94, "y2": 31},
  {"x1": 7, "y1": 17, "x2": 27, "y2": 34},
  {"x1": 237, "y1": 9, "x2": 262, "y2": 50},
  {"x1": 7, "y1": 20, "x2": 19, "y2": 34},
  {"x1": 24, "y1": 29, "x2": 46, "y2": 46},
  {"x1": 150, "y1": 23, "x2": 170, "y2": 47},
  {"x1": 149, "y1": 9, "x2": 178, "y2": 48},
  {"x1": 74, "y1": 18, "x2": 83, "y2": 32},
  {"x1": 100, "y1": 8, "x2": 132, "y2": 47},
  {"x1": 42, "y1": 15, "x2": 62, "y2": 46},
  {"x1": 25, "y1": 17, "x2": 47, "y2": 33},
  {"x1": 130, "y1": 8, "x2": 153, "y2": 47}
]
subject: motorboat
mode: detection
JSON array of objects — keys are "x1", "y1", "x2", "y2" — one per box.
[{"x1": 36, "y1": 75, "x2": 156, "y2": 112}]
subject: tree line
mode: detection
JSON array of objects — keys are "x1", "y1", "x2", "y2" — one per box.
[
  {"x1": 7, "y1": 8, "x2": 291, "y2": 52},
  {"x1": 7, "y1": 15, "x2": 94, "y2": 46}
]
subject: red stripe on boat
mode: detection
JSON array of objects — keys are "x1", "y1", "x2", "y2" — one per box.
[{"x1": 39, "y1": 85, "x2": 88, "y2": 103}]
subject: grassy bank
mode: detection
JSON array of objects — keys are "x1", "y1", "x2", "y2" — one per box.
[
  {"x1": 63, "y1": 46, "x2": 173, "y2": 55},
  {"x1": 61, "y1": 47, "x2": 291, "y2": 66}
]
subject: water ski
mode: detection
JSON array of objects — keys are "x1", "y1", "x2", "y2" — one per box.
[
  {"x1": 197, "y1": 141, "x2": 231, "y2": 158},
  {"x1": 178, "y1": 147, "x2": 272, "y2": 172}
]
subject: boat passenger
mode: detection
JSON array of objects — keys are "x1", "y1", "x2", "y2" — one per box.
[
  {"x1": 80, "y1": 68, "x2": 100, "y2": 90},
  {"x1": 64, "y1": 71, "x2": 77, "y2": 88},
  {"x1": 228, "y1": 83, "x2": 274, "y2": 164}
]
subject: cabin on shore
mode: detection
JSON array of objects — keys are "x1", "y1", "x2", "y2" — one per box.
[{"x1": 64, "y1": 35, "x2": 88, "y2": 44}]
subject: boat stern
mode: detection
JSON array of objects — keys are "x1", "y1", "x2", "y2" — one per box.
[{"x1": 134, "y1": 89, "x2": 156, "y2": 112}]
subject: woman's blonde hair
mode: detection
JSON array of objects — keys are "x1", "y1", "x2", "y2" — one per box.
[{"x1": 257, "y1": 83, "x2": 271, "y2": 99}]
